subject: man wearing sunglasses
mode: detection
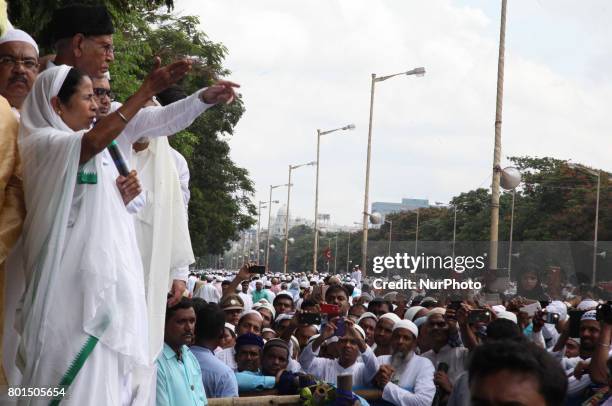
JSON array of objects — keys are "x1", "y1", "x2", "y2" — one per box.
[{"x1": 91, "y1": 75, "x2": 114, "y2": 117}]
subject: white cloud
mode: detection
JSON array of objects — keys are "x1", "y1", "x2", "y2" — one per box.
[{"x1": 176, "y1": 0, "x2": 612, "y2": 225}]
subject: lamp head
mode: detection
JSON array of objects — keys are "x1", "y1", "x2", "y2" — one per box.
[
  {"x1": 369, "y1": 212, "x2": 383, "y2": 225},
  {"x1": 408, "y1": 67, "x2": 426, "y2": 77},
  {"x1": 500, "y1": 167, "x2": 522, "y2": 190},
  {"x1": 343, "y1": 123, "x2": 356, "y2": 131}
]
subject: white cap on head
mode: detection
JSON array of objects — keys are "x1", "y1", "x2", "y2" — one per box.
[
  {"x1": 357, "y1": 312, "x2": 378, "y2": 324},
  {"x1": 352, "y1": 324, "x2": 366, "y2": 340},
  {"x1": 581, "y1": 310, "x2": 597, "y2": 322},
  {"x1": 496, "y1": 310, "x2": 518, "y2": 324},
  {"x1": 577, "y1": 300, "x2": 599, "y2": 311},
  {"x1": 0, "y1": 28, "x2": 39, "y2": 55},
  {"x1": 240, "y1": 309, "x2": 263, "y2": 322},
  {"x1": 379, "y1": 312, "x2": 401, "y2": 324},
  {"x1": 224, "y1": 322, "x2": 236, "y2": 336},
  {"x1": 392, "y1": 319, "x2": 419, "y2": 338},
  {"x1": 404, "y1": 306, "x2": 425, "y2": 321}
]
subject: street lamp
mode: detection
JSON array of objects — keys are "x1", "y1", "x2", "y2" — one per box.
[
  {"x1": 284, "y1": 161, "x2": 316, "y2": 273},
  {"x1": 488, "y1": 0, "x2": 509, "y2": 272},
  {"x1": 435, "y1": 201, "x2": 458, "y2": 261},
  {"x1": 361, "y1": 67, "x2": 425, "y2": 277},
  {"x1": 314, "y1": 124, "x2": 355, "y2": 273},
  {"x1": 266, "y1": 184, "x2": 289, "y2": 271},
  {"x1": 257, "y1": 200, "x2": 278, "y2": 264},
  {"x1": 568, "y1": 163, "x2": 611, "y2": 286},
  {"x1": 384, "y1": 219, "x2": 393, "y2": 257},
  {"x1": 500, "y1": 167, "x2": 522, "y2": 274}
]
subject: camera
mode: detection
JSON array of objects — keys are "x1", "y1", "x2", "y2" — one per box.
[
  {"x1": 299, "y1": 313, "x2": 322, "y2": 325},
  {"x1": 544, "y1": 312, "x2": 560, "y2": 324},
  {"x1": 468, "y1": 309, "x2": 491, "y2": 324}
]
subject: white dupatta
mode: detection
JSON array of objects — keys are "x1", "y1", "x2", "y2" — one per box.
[{"x1": 17, "y1": 65, "x2": 147, "y2": 389}]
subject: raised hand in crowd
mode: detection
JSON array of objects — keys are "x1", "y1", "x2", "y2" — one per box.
[
  {"x1": 373, "y1": 364, "x2": 395, "y2": 389},
  {"x1": 200, "y1": 80, "x2": 240, "y2": 105},
  {"x1": 116, "y1": 170, "x2": 141, "y2": 205}
]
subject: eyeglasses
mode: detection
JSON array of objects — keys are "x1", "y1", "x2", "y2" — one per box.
[
  {"x1": 86, "y1": 38, "x2": 114, "y2": 56},
  {"x1": 93, "y1": 88, "x2": 115, "y2": 101},
  {"x1": 0, "y1": 55, "x2": 39, "y2": 71}
]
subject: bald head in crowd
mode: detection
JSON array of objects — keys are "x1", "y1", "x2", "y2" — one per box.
[{"x1": 0, "y1": 29, "x2": 39, "y2": 109}]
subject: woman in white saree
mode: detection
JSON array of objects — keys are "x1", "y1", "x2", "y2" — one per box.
[{"x1": 17, "y1": 61, "x2": 190, "y2": 406}]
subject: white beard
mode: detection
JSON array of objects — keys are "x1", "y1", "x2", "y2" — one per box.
[{"x1": 390, "y1": 350, "x2": 414, "y2": 384}]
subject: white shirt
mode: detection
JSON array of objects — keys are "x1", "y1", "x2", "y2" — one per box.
[
  {"x1": 239, "y1": 291, "x2": 254, "y2": 312},
  {"x1": 187, "y1": 275, "x2": 198, "y2": 294},
  {"x1": 421, "y1": 345, "x2": 469, "y2": 384},
  {"x1": 170, "y1": 147, "x2": 190, "y2": 211},
  {"x1": 298, "y1": 343, "x2": 379, "y2": 387},
  {"x1": 194, "y1": 282, "x2": 221, "y2": 303},
  {"x1": 377, "y1": 354, "x2": 436, "y2": 406}
]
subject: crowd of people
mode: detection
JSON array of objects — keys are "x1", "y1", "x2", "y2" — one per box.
[{"x1": 1, "y1": 2, "x2": 612, "y2": 406}]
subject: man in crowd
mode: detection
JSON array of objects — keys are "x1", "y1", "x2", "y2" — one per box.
[
  {"x1": 252, "y1": 280, "x2": 274, "y2": 303},
  {"x1": 194, "y1": 275, "x2": 221, "y2": 303},
  {"x1": 0, "y1": 28, "x2": 38, "y2": 114},
  {"x1": 156, "y1": 298, "x2": 206, "y2": 406},
  {"x1": 235, "y1": 339, "x2": 290, "y2": 393},
  {"x1": 239, "y1": 280, "x2": 253, "y2": 311},
  {"x1": 273, "y1": 293, "x2": 295, "y2": 316},
  {"x1": 299, "y1": 317, "x2": 379, "y2": 388},
  {"x1": 191, "y1": 302, "x2": 238, "y2": 398},
  {"x1": 421, "y1": 311, "x2": 469, "y2": 393},
  {"x1": 0, "y1": 28, "x2": 35, "y2": 384},
  {"x1": 374, "y1": 319, "x2": 435, "y2": 405},
  {"x1": 221, "y1": 294, "x2": 245, "y2": 326},
  {"x1": 469, "y1": 340, "x2": 567, "y2": 406},
  {"x1": 216, "y1": 310, "x2": 264, "y2": 370},
  {"x1": 373, "y1": 313, "x2": 401, "y2": 356}
]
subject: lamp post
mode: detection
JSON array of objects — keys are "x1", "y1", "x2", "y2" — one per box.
[
  {"x1": 313, "y1": 124, "x2": 355, "y2": 273},
  {"x1": 347, "y1": 222, "x2": 361, "y2": 273},
  {"x1": 568, "y1": 164, "x2": 610, "y2": 286},
  {"x1": 361, "y1": 67, "x2": 425, "y2": 278},
  {"x1": 384, "y1": 219, "x2": 393, "y2": 257},
  {"x1": 414, "y1": 208, "x2": 420, "y2": 257},
  {"x1": 498, "y1": 166, "x2": 522, "y2": 274},
  {"x1": 488, "y1": 0, "x2": 508, "y2": 271},
  {"x1": 266, "y1": 184, "x2": 289, "y2": 271},
  {"x1": 436, "y1": 201, "x2": 458, "y2": 261},
  {"x1": 284, "y1": 161, "x2": 316, "y2": 273},
  {"x1": 257, "y1": 200, "x2": 278, "y2": 264}
]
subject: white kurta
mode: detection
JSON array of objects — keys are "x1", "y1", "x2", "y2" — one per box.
[
  {"x1": 298, "y1": 343, "x2": 379, "y2": 387},
  {"x1": 17, "y1": 65, "x2": 148, "y2": 405},
  {"x1": 421, "y1": 345, "x2": 469, "y2": 384},
  {"x1": 377, "y1": 354, "x2": 436, "y2": 406}
]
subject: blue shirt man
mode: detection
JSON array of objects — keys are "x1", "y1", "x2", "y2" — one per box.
[
  {"x1": 191, "y1": 345, "x2": 238, "y2": 398},
  {"x1": 157, "y1": 298, "x2": 207, "y2": 406}
]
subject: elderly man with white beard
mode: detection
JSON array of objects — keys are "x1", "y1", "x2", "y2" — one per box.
[{"x1": 373, "y1": 319, "x2": 436, "y2": 406}]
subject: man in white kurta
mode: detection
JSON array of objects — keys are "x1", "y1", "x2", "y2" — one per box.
[
  {"x1": 298, "y1": 320, "x2": 378, "y2": 388},
  {"x1": 375, "y1": 320, "x2": 436, "y2": 406}
]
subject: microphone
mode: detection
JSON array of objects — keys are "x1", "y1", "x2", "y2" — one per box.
[
  {"x1": 432, "y1": 362, "x2": 449, "y2": 406},
  {"x1": 107, "y1": 140, "x2": 130, "y2": 177}
]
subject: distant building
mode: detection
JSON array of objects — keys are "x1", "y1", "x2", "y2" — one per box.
[{"x1": 372, "y1": 198, "x2": 429, "y2": 219}]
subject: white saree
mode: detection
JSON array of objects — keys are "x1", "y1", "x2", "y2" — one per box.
[{"x1": 16, "y1": 65, "x2": 148, "y2": 405}]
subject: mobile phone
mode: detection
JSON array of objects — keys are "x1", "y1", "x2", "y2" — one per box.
[
  {"x1": 300, "y1": 313, "x2": 322, "y2": 325},
  {"x1": 596, "y1": 302, "x2": 612, "y2": 324},
  {"x1": 248, "y1": 265, "x2": 266, "y2": 274},
  {"x1": 520, "y1": 302, "x2": 542, "y2": 317},
  {"x1": 544, "y1": 312, "x2": 560, "y2": 324},
  {"x1": 320, "y1": 303, "x2": 340, "y2": 316},
  {"x1": 335, "y1": 317, "x2": 346, "y2": 337},
  {"x1": 468, "y1": 309, "x2": 491, "y2": 324},
  {"x1": 568, "y1": 310, "x2": 586, "y2": 338}
]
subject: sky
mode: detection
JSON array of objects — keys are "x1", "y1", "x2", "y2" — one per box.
[{"x1": 176, "y1": 0, "x2": 612, "y2": 226}]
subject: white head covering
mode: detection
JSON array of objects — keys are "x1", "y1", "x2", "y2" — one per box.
[
  {"x1": 224, "y1": 322, "x2": 236, "y2": 336},
  {"x1": 546, "y1": 301, "x2": 568, "y2": 321},
  {"x1": 426, "y1": 307, "x2": 446, "y2": 318},
  {"x1": 379, "y1": 312, "x2": 401, "y2": 324},
  {"x1": 577, "y1": 300, "x2": 599, "y2": 311},
  {"x1": 0, "y1": 28, "x2": 39, "y2": 54},
  {"x1": 404, "y1": 306, "x2": 425, "y2": 321},
  {"x1": 392, "y1": 319, "x2": 419, "y2": 338},
  {"x1": 240, "y1": 309, "x2": 263, "y2": 322},
  {"x1": 581, "y1": 310, "x2": 597, "y2": 322},
  {"x1": 254, "y1": 302, "x2": 276, "y2": 319},
  {"x1": 352, "y1": 324, "x2": 366, "y2": 340},
  {"x1": 357, "y1": 312, "x2": 378, "y2": 324},
  {"x1": 496, "y1": 311, "x2": 518, "y2": 324}
]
